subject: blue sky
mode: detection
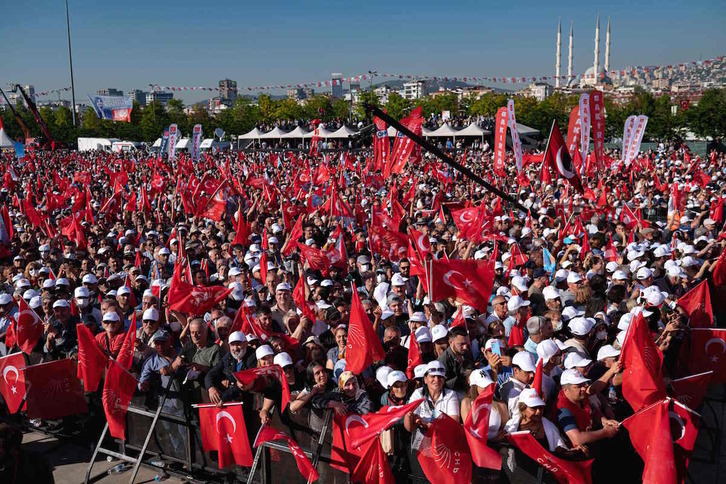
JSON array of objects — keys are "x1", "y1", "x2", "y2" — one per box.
[{"x1": 2, "y1": 0, "x2": 724, "y2": 104}]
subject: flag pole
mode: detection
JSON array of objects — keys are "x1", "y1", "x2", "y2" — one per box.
[{"x1": 364, "y1": 104, "x2": 528, "y2": 213}]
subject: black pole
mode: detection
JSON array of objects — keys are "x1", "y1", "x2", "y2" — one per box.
[
  {"x1": 65, "y1": 0, "x2": 77, "y2": 127},
  {"x1": 364, "y1": 104, "x2": 528, "y2": 213}
]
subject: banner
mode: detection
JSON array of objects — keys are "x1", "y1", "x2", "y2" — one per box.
[
  {"x1": 566, "y1": 106, "x2": 581, "y2": 158},
  {"x1": 168, "y1": 124, "x2": 179, "y2": 161},
  {"x1": 191, "y1": 124, "x2": 203, "y2": 162},
  {"x1": 493, "y1": 107, "x2": 508, "y2": 176},
  {"x1": 506, "y1": 99, "x2": 523, "y2": 173},
  {"x1": 626, "y1": 115, "x2": 648, "y2": 165},
  {"x1": 622, "y1": 115, "x2": 637, "y2": 162},
  {"x1": 14, "y1": 142, "x2": 24, "y2": 160},
  {"x1": 87, "y1": 94, "x2": 133, "y2": 122},
  {"x1": 578, "y1": 93, "x2": 591, "y2": 173},
  {"x1": 589, "y1": 90, "x2": 605, "y2": 170},
  {"x1": 159, "y1": 127, "x2": 170, "y2": 158}
]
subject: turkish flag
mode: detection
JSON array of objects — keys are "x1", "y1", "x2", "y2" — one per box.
[
  {"x1": 197, "y1": 180, "x2": 229, "y2": 221},
  {"x1": 603, "y1": 235, "x2": 618, "y2": 262},
  {"x1": 670, "y1": 371, "x2": 712, "y2": 409},
  {"x1": 167, "y1": 264, "x2": 232, "y2": 317},
  {"x1": 234, "y1": 365, "x2": 291, "y2": 412},
  {"x1": 417, "y1": 414, "x2": 472, "y2": 484},
  {"x1": 0, "y1": 353, "x2": 26, "y2": 413},
  {"x1": 620, "y1": 312, "x2": 667, "y2": 411},
  {"x1": 507, "y1": 430, "x2": 593, "y2": 484},
  {"x1": 681, "y1": 328, "x2": 726, "y2": 383},
  {"x1": 429, "y1": 259, "x2": 496, "y2": 313},
  {"x1": 368, "y1": 223, "x2": 408, "y2": 262},
  {"x1": 352, "y1": 437, "x2": 396, "y2": 484},
  {"x1": 15, "y1": 297, "x2": 44, "y2": 355},
  {"x1": 103, "y1": 359, "x2": 137, "y2": 440},
  {"x1": 99, "y1": 190, "x2": 123, "y2": 216},
  {"x1": 231, "y1": 208, "x2": 250, "y2": 247},
  {"x1": 25, "y1": 359, "x2": 88, "y2": 420},
  {"x1": 346, "y1": 285, "x2": 385, "y2": 374},
  {"x1": 620, "y1": 204, "x2": 641, "y2": 230},
  {"x1": 125, "y1": 191, "x2": 137, "y2": 212},
  {"x1": 116, "y1": 312, "x2": 137, "y2": 369},
  {"x1": 281, "y1": 213, "x2": 303, "y2": 257},
  {"x1": 296, "y1": 242, "x2": 332, "y2": 274},
  {"x1": 408, "y1": 226, "x2": 432, "y2": 259},
  {"x1": 677, "y1": 280, "x2": 713, "y2": 328},
  {"x1": 622, "y1": 399, "x2": 677, "y2": 484},
  {"x1": 76, "y1": 323, "x2": 109, "y2": 392},
  {"x1": 199, "y1": 404, "x2": 253, "y2": 468},
  {"x1": 713, "y1": 250, "x2": 726, "y2": 288},
  {"x1": 331, "y1": 412, "x2": 365, "y2": 473},
  {"x1": 544, "y1": 121, "x2": 584, "y2": 193},
  {"x1": 463, "y1": 385, "x2": 502, "y2": 470},
  {"x1": 349, "y1": 399, "x2": 424, "y2": 448},
  {"x1": 671, "y1": 399, "x2": 700, "y2": 483},
  {"x1": 253, "y1": 425, "x2": 319, "y2": 482},
  {"x1": 406, "y1": 327, "x2": 423, "y2": 379}
]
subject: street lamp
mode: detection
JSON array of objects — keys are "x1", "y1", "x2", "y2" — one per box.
[{"x1": 65, "y1": 0, "x2": 77, "y2": 127}]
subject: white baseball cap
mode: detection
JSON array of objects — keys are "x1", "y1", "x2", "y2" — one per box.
[
  {"x1": 597, "y1": 345, "x2": 621, "y2": 361},
  {"x1": 636, "y1": 267, "x2": 653, "y2": 280},
  {"x1": 425, "y1": 360, "x2": 446, "y2": 377},
  {"x1": 391, "y1": 273, "x2": 407, "y2": 286},
  {"x1": 542, "y1": 286, "x2": 560, "y2": 301},
  {"x1": 414, "y1": 326, "x2": 432, "y2": 344},
  {"x1": 612, "y1": 270, "x2": 628, "y2": 281},
  {"x1": 52, "y1": 299, "x2": 70, "y2": 309},
  {"x1": 562, "y1": 306, "x2": 585, "y2": 321},
  {"x1": 468, "y1": 369, "x2": 494, "y2": 389},
  {"x1": 413, "y1": 364, "x2": 428, "y2": 379},
  {"x1": 567, "y1": 272, "x2": 583, "y2": 284},
  {"x1": 102, "y1": 311, "x2": 120, "y2": 322},
  {"x1": 143, "y1": 307, "x2": 159, "y2": 321},
  {"x1": 376, "y1": 366, "x2": 393, "y2": 387},
  {"x1": 387, "y1": 370, "x2": 408, "y2": 387},
  {"x1": 255, "y1": 345, "x2": 274, "y2": 359},
  {"x1": 518, "y1": 388, "x2": 546, "y2": 408},
  {"x1": 536, "y1": 339, "x2": 560, "y2": 365},
  {"x1": 512, "y1": 351, "x2": 536, "y2": 372},
  {"x1": 431, "y1": 325, "x2": 448, "y2": 342},
  {"x1": 117, "y1": 286, "x2": 131, "y2": 296},
  {"x1": 273, "y1": 352, "x2": 293, "y2": 368},
  {"x1": 507, "y1": 295, "x2": 530, "y2": 312},
  {"x1": 511, "y1": 276, "x2": 528, "y2": 292},
  {"x1": 560, "y1": 368, "x2": 591, "y2": 386},
  {"x1": 564, "y1": 352, "x2": 592, "y2": 369},
  {"x1": 228, "y1": 331, "x2": 247, "y2": 344},
  {"x1": 569, "y1": 317, "x2": 595, "y2": 336}
]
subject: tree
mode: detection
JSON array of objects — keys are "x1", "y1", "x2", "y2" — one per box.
[
  {"x1": 684, "y1": 88, "x2": 726, "y2": 140},
  {"x1": 355, "y1": 89, "x2": 380, "y2": 120},
  {"x1": 385, "y1": 92, "x2": 410, "y2": 120},
  {"x1": 139, "y1": 101, "x2": 170, "y2": 141},
  {"x1": 331, "y1": 99, "x2": 351, "y2": 122}
]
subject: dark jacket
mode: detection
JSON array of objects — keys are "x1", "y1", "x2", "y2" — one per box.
[
  {"x1": 437, "y1": 346, "x2": 471, "y2": 393},
  {"x1": 204, "y1": 349, "x2": 256, "y2": 402}
]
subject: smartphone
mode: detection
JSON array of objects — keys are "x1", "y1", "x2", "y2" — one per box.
[{"x1": 490, "y1": 340, "x2": 501, "y2": 356}]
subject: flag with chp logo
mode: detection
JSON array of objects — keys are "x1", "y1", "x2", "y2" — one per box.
[
  {"x1": 24, "y1": 359, "x2": 88, "y2": 420},
  {"x1": 680, "y1": 328, "x2": 726, "y2": 383},
  {"x1": 253, "y1": 425, "x2": 319, "y2": 482},
  {"x1": 429, "y1": 259, "x2": 496, "y2": 313},
  {"x1": 352, "y1": 437, "x2": 396, "y2": 484},
  {"x1": 677, "y1": 280, "x2": 713, "y2": 328},
  {"x1": 620, "y1": 312, "x2": 667, "y2": 412},
  {"x1": 103, "y1": 359, "x2": 137, "y2": 440},
  {"x1": 167, "y1": 262, "x2": 233, "y2": 316},
  {"x1": 0, "y1": 353, "x2": 26, "y2": 414},
  {"x1": 199, "y1": 404, "x2": 253, "y2": 468},
  {"x1": 544, "y1": 121, "x2": 584, "y2": 193},
  {"x1": 417, "y1": 414, "x2": 472, "y2": 484},
  {"x1": 670, "y1": 371, "x2": 712, "y2": 410},
  {"x1": 507, "y1": 431, "x2": 593, "y2": 484},
  {"x1": 345, "y1": 285, "x2": 386, "y2": 374},
  {"x1": 463, "y1": 384, "x2": 502, "y2": 470},
  {"x1": 76, "y1": 323, "x2": 109, "y2": 392}
]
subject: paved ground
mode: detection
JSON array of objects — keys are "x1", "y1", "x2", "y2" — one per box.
[{"x1": 22, "y1": 430, "x2": 185, "y2": 484}]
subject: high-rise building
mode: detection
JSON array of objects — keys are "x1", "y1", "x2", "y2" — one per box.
[
  {"x1": 402, "y1": 80, "x2": 426, "y2": 100},
  {"x1": 331, "y1": 73, "x2": 343, "y2": 98},
  {"x1": 97, "y1": 88, "x2": 124, "y2": 96},
  {"x1": 146, "y1": 91, "x2": 174, "y2": 107},
  {"x1": 129, "y1": 89, "x2": 148, "y2": 106},
  {"x1": 219, "y1": 79, "x2": 237, "y2": 106},
  {"x1": 8, "y1": 85, "x2": 36, "y2": 107}
]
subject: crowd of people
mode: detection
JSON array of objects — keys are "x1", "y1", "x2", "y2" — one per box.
[{"x1": 0, "y1": 135, "x2": 724, "y2": 483}]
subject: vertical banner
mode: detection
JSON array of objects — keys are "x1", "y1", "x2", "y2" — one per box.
[
  {"x1": 578, "y1": 93, "x2": 591, "y2": 169},
  {"x1": 566, "y1": 106, "x2": 581, "y2": 158},
  {"x1": 372, "y1": 116, "x2": 389, "y2": 172},
  {"x1": 159, "y1": 127, "x2": 170, "y2": 158},
  {"x1": 168, "y1": 124, "x2": 178, "y2": 162},
  {"x1": 626, "y1": 115, "x2": 648, "y2": 165},
  {"x1": 191, "y1": 124, "x2": 203, "y2": 162},
  {"x1": 622, "y1": 115, "x2": 637, "y2": 163},
  {"x1": 493, "y1": 106, "x2": 508, "y2": 176},
  {"x1": 589, "y1": 90, "x2": 605, "y2": 170},
  {"x1": 506, "y1": 99, "x2": 523, "y2": 173}
]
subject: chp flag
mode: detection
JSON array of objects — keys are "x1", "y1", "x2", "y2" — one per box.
[
  {"x1": 578, "y1": 93, "x2": 591, "y2": 173},
  {"x1": 87, "y1": 94, "x2": 133, "y2": 122},
  {"x1": 507, "y1": 99, "x2": 523, "y2": 173}
]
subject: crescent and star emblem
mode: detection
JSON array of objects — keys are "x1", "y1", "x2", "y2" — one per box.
[{"x1": 216, "y1": 410, "x2": 238, "y2": 444}]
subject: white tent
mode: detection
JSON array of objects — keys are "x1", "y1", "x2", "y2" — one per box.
[
  {"x1": 0, "y1": 128, "x2": 16, "y2": 148},
  {"x1": 457, "y1": 123, "x2": 491, "y2": 137},
  {"x1": 516, "y1": 123, "x2": 540, "y2": 136},
  {"x1": 259, "y1": 127, "x2": 290, "y2": 139},
  {"x1": 282, "y1": 126, "x2": 310, "y2": 138},
  {"x1": 238, "y1": 127, "x2": 265, "y2": 140},
  {"x1": 152, "y1": 138, "x2": 162, "y2": 148},
  {"x1": 328, "y1": 125, "x2": 358, "y2": 139},
  {"x1": 422, "y1": 126, "x2": 433, "y2": 136},
  {"x1": 175, "y1": 138, "x2": 191, "y2": 150},
  {"x1": 426, "y1": 123, "x2": 460, "y2": 138}
]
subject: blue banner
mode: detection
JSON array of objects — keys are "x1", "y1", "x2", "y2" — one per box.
[
  {"x1": 159, "y1": 128, "x2": 170, "y2": 156},
  {"x1": 14, "y1": 142, "x2": 24, "y2": 159},
  {"x1": 87, "y1": 94, "x2": 133, "y2": 122}
]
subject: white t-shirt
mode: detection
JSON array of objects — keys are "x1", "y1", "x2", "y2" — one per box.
[{"x1": 409, "y1": 387, "x2": 461, "y2": 449}]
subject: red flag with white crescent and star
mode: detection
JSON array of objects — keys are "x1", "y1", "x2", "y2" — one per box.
[
  {"x1": 0, "y1": 353, "x2": 26, "y2": 414},
  {"x1": 680, "y1": 328, "x2": 726, "y2": 383},
  {"x1": 463, "y1": 384, "x2": 502, "y2": 470},
  {"x1": 15, "y1": 297, "x2": 44, "y2": 355},
  {"x1": 544, "y1": 121, "x2": 584, "y2": 193},
  {"x1": 199, "y1": 404, "x2": 253, "y2": 468},
  {"x1": 429, "y1": 259, "x2": 495, "y2": 313},
  {"x1": 103, "y1": 358, "x2": 137, "y2": 440}
]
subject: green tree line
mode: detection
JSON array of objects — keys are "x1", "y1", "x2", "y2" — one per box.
[{"x1": 1, "y1": 88, "x2": 724, "y2": 146}]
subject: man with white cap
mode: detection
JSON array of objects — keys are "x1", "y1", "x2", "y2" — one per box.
[
  {"x1": 205, "y1": 331, "x2": 256, "y2": 406},
  {"x1": 0, "y1": 293, "x2": 18, "y2": 338},
  {"x1": 500, "y1": 351, "x2": 537, "y2": 415},
  {"x1": 270, "y1": 282, "x2": 295, "y2": 328},
  {"x1": 556, "y1": 369, "x2": 619, "y2": 447},
  {"x1": 43, "y1": 299, "x2": 79, "y2": 359},
  {"x1": 505, "y1": 296, "x2": 530, "y2": 337},
  {"x1": 75, "y1": 286, "x2": 102, "y2": 329},
  {"x1": 564, "y1": 317, "x2": 595, "y2": 359},
  {"x1": 654, "y1": 264, "x2": 688, "y2": 298}
]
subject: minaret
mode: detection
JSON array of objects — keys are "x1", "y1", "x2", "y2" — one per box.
[
  {"x1": 568, "y1": 21, "x2": 573, "y2": 84},
  {"x1": 605, "y1": 17, "x2": 611, "y2": 73},
  {"x1": 593, "y1": 12, "x2": 600, "y2": 83},
  {"x1": 556, "y1": 19, "x2": 562, "y2": 88}
]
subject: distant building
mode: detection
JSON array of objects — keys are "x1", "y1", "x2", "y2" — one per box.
[
  {"x1": 458, "y1": 86, "x2": 494, "y2": 102},
  {"x1": 402, "y1": 80, "x2": 426, "y2": 100},
  {"x1": 146, "y1": 91, "x2": 174, "y2": 107},
  {"x1": 331, "y1": 73, "x2": 343, "y2": 98},
  {"x1": 129, "y1": 89, "x2": 148, "y2": 106},
  {"x1": 287, "y1": 88, "x2": 314, "y2": 102},
  {"x1": 8, "y1": 85, "x2": 35, "y2": 107},
  {"x1": 375, "y1": 85, "x2": 393, "y2": 105},
  {"x1": 219, "y1": 79, "x2": 237, "y2": 106},
  {"x1": 97, "y1": 88, "x2": 124, "y2": 97},
  {"x1": 525, "y1": 82, "x2": 554, "y2": 101}
]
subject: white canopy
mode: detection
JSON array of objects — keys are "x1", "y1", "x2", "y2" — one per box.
[
  {"x1": 0, "y1": 128, "x2": 16, "y2": 148},
  {"x1": 516, "y1": 123, "x2": 540, "y2": 136},
  {"x1": 152, "y1": 138, "x2": 162, "y2": 148},
  {"x1": 199, "y1": 138, "x2": 215, "y2": 149},
  {"x1": 239, "y1": 127, "x2": 265, "y2": 140},
  {"x1": 422, "y1": 126, "x2": 433, "y2": 136},
  {"x1": 386, "y1": 125, "x2": 431, "y2": 137},
  {"x1": 456, "y1": 123, "x2": 491, "y2": 137},
  {"x1": 327, "y1": 125, "x2": 358, "y2": 139},
  {"x1": 259, "y1": 127, "x2": 290, "y2": 139},
  {"x1": 426, "y1": 123, "x2": 460, "y2": 137},
  {"x1": 175, "y1": 138, "x2": 190, "y2": 150},
  {"x1": 281, "y1": 126, "x2": 310, "y2": 138}
]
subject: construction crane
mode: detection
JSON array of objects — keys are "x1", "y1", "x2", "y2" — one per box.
[{"x1": 9, "y1": 84, "x2": 57, "y2": 149}]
